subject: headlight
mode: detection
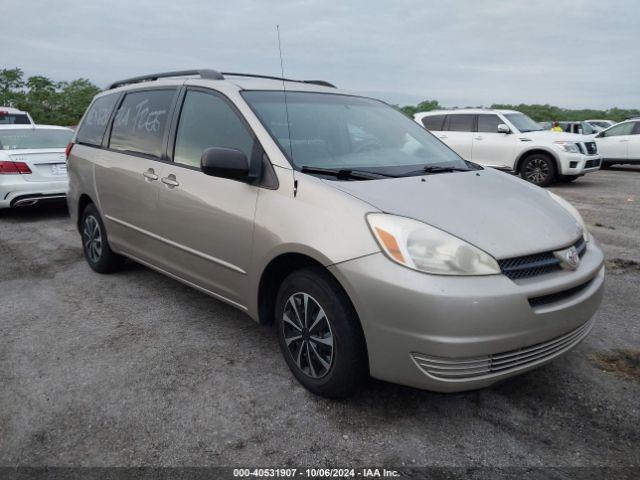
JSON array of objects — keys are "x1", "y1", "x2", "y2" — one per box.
[
  {"x1": 553, "y1": 141, "x2": 582, "y2": 154},
  {"x1": 366, "y1": 213, "x2": 500, "y2": 275},
  {"x1": 548, "y1": 191, "x2": 590, "y2": 242}
]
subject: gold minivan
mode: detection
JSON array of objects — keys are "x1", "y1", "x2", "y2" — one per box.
[{"x1": 68, "y1": 70, "x2": 604, "y2": 397}]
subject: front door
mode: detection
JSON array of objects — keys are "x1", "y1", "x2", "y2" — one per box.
[
  {"x1": 155, "y1": 88, "x2": 260, "y2": 307},
  {"x1": 596, "y1": 122, "x2": 635, "y2": 162}
]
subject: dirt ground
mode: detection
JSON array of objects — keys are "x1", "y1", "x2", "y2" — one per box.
[{"x1": 1, "y1": 166, "x2": 639, "y2": 471}]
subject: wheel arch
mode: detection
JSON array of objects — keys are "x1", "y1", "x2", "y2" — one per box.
[
  {"x1": 76, "y1": 193, "x2": 95, "y2": 233},
  {"x1": 515, "y1": 147, "x2": 560, "y2": 173},
  {"x1": 257, "y1": 251, "x2": 355, "y2": 327}
]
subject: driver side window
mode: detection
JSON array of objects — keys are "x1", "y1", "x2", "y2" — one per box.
[{"x1": 174, "y1": 90, "x2": 254, "y2": 168}]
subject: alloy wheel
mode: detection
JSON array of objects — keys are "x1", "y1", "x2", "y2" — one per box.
[
  {"x1": 282, "y1": 292, "x2": 334, "y2": 379},
  {"x1": 83, "y1": 215, "x2": 103, "y2": 263},
  {"x1": 524, "y1": 158, "x2": 550, "y2": 184}
]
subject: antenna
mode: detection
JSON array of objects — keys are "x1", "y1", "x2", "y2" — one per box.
[{"x1": 277, "y1": 25, "x2": 297, "y2": 195}]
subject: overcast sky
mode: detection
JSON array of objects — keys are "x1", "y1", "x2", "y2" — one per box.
[{"x1": 5, "y1": 0, "x2": 639, "y2": 108}]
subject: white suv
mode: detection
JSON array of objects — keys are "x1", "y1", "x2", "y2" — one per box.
[{"x1": 415, "y1": 109, "x2": 601, "y2": 186}]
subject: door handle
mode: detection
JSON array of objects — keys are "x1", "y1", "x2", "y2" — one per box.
[
  {"x1": 619, "y1": 139, "x2": 628, "y2": 142},
  {"x1": 437, "y1": 135, "x2": 448, "y2": 139},
  {"x1": 142, "y1": 169, "x2": 158, "y2": 181},
  {"x1": 161, "y1": 174, "x2": 180, "y2": 188},
  {"x1": 474, "y1": 136, "x2": 484, "y2": 140}
]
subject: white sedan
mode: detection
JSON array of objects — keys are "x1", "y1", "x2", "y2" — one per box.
[
  {"x1": 594, "y1": 119, "x2": 640, "y2": 168},
  {"x1": 0, "y1": 125, "x2": 73, "y2": 208}
]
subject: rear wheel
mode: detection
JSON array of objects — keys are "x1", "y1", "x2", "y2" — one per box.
[
  {"x1": 81, "y1": 203, "x2": 125, "y2": 273},
  {"x1": 520, "y1": 154, "x2": 557, "y2": 187},
  {"x1": 275, "y1": 267, "x2": 368, "y2": 398}
]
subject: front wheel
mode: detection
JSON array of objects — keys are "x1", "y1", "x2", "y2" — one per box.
[
  {"x1": 275, "y1": 267, "x2": 368, "y2": 398},
  {"x1": 520, "y1": 154, "x2": 557, "y2": 186},
  {"x1": 81, "y1": 203, "x2": 125, "y2": 273}
]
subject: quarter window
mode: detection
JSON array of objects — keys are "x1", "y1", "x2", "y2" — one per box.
[
  {"x1": 476, "y1": 114, "x2": 502, "y2": 133},
  {"x1": 421, "y1": 115, "x2": 445, "y2": 131},
  {"x1": 173, "y1": 90, "x2": 254, "y2": 168},
  {"x1": 109, "y1": 89, "x2": 175, "y2": 158},
  {"x1": 445, "y1": 114, "x2": 474, "y2": 132},
  {"x1": 76, "y1": 93, "x2": 120, "y2": 146}
]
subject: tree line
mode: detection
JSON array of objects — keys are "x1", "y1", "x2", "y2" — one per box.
[
  {"x1": 2, "y1": 67, "x2": 638, "y2": 126},
  {"x1": 399, "y1": 100, "x2": 640, "y2": 123},
  {"x1": 0, "y1": 68, "x2": 100, "y2": 126}
]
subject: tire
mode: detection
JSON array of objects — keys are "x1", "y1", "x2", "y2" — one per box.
[
  {"x1": 275, "y1": 267, "x2": 368, "y2": 398},
  {"x1": 80, "y1": 203, "x2": 125, "y2": 274},
  {"x1": 520, "y1": 153, "x2": 557, "y2": 187},
  {"x1": 560, "y1": 175, "x2": 580, "y2": 183}
]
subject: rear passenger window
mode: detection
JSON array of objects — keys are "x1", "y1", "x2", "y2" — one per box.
[
  {"x1": 76, "y1": 93, "x2": 120, "y2": 146},
  {"x1": 445, "y1": 114, "x2": 474, "y2": 132},
  {"x1": 109, "y1": 89, "x2": 175, "y2": 158},
  {"x1": 421, "y1": 115, "x2": 445, "y2": 131},
  {"x1": 173, "y1": 90, "x2": 254, "y2": 168},
  {"x1": 477, "y1": 114, "x2": 502, "y2": 133}
]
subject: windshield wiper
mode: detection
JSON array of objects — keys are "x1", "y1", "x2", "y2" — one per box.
[
  {"x1": 300, "y1": 166, "x2": 395, "y2": 180},
  {"x1": 402, "y1": 165, "x2": 471, "y2": 176}
]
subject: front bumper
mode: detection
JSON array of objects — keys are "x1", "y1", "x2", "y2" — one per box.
[
  {"x1": 329, "y1": 240, "x2": 604, "y2": 392},
  {"x1": 557, "y1": 152, "x2": 601, "y2": 175},
  {"x1": 0, "y1": 176, "x2": 67, "y2": 208}
]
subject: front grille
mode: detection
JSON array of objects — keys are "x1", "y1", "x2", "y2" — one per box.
[
  {"x1": 585, "y1": 158, "x2": 601, "y2": 168},
  {"x1": 498, "y1": 237, "x2": 586, "y2": 280},
  {"x1": 583, "y1": 141, "x2": 598, "y2": 155},
  {"x1": 411, "y1": 319, "x2": 593, "y2": 381},
  {"x1": 528, "y1": 279, "x2": 593, "y2": 308}
]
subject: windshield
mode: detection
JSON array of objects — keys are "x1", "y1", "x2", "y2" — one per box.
[
  {"x1": 504, "y1": 113, "x2": 543, "y2": 133},
  {"x1": 242, "y1": 91, "x2": 470, "y2": 176},
  {"x1": 580, "y1": 122, "x2": 598, "y2": 135},
  {"x1": 0, "y1": 129, "x2": 73, "y2": 150},
  {"x1": 0, "y1": 112, "x2": 31, "y2": 125}
]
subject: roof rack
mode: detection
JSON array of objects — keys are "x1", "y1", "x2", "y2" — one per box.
[
  {"x1": 108, "y1": 69, "x2": 224, "y2": 90},
  {"x1": 107, "y1": 70, "x2": 337, "y2": 90},
  {"x1": 221, "y1": 72, "x2": 336, "y2": 88}
]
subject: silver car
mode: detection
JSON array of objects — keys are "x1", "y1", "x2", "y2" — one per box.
[
  {"x1": 0, "y1": 125, "x2": 73, "y2": 208},
  {"x1": 67, "y1": 70, "x2": 605, "y2": 397}
]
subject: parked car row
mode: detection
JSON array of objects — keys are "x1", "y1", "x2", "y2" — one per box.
[{"x1": 414, "y1": 109, "x2": 601, "y2": 186}]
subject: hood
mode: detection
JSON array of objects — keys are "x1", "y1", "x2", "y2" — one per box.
[
  {"x1": 517, "y1": 130, "x2": 591, "y2": 142},
  {"x1": 328, "y1": 168, "x2": 582, "y2": 259}
]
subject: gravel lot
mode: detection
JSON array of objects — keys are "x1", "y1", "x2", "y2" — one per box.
[{"x1": 1, "y1": 166, "x2": 639, "y2": 470}]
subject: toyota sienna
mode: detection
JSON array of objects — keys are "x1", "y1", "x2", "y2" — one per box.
[{"x1": 67, "y1": 70, "x2": 605, "y2": 397}]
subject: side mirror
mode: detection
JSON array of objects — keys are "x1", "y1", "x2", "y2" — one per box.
[
  {"x1": 201, "y1": 147, "x2": 250, "y2": 181},
  {"x1": 497, "y1": 123, "x2": 511, "y2": 134},
  {"x1": 595, "y1": 132, "x2": 604, "y2": 138}
]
